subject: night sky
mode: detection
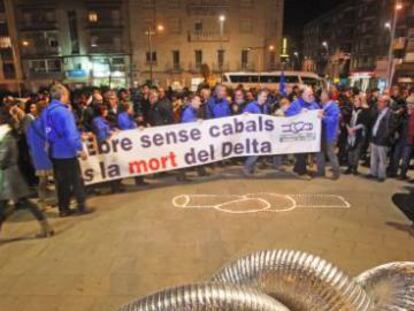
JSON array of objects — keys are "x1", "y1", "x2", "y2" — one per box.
[{"x1": 284, "y1": 0, "x2": 344, "y2": 46}]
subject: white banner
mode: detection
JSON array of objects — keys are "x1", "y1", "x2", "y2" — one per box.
[{"x1": 81, "y1": 111, "x2": 321, "y2": 185}]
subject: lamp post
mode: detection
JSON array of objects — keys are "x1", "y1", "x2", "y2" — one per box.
[
  {"x1": 218, "y1": 15, "x2": 226, "y2": 81},
  {"x1": 386, "y1": 1, "x2": 402, "y2": 88},
  {"x1": 145, "y1": 24, "x2": 164, "y2": 84}
]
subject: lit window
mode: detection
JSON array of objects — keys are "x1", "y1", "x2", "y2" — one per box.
[
  {"x1": 88, "y1": 11, "x2": 98, "y2": 23},
  {"x1": 0, "y1": 36, "x2": 11, "y2": 48}
]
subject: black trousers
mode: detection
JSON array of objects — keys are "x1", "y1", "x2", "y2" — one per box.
[
  {"x1": 0, "y1": 199, "x2": 45, "y2": 225},
  {"x1": 293, "y1": 153, "x2": 308, "y2": 175},
  {"x1": 52, "y1": 158, "x2": 86, "y2": 213}
]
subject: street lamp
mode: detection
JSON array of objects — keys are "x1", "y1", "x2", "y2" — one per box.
[
  {"x1": 145, "y1": 23, "x2": 164, "y2": 84},
  {"x1": 386, "y1": 1, "x2": 402, "y2": 87},
  {"x1": 218, "y1": 15, "x2": 226, "y2": 80},
  {"x1": 322, "y1": 41, "x2": 328, "y2": 49}
]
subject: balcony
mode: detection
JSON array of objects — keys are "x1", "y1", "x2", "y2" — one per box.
[
  {"x1": 86, "y1": 21, "x2": 123, "y2": 30},
  {"x1": 21, "y1": 46, "x2": 60, "y2": 58},
  {"x1": 19, "y1": 21, "x2": 58, "y2": 32},
  {"x1": 164, "y1": 63, "x2": 184, "y2": 73},
  {"x1": 89, "y1": 43, "x2": 125, "y2": 54},
  {"x1": 187, "y1": 0, "x2": 229, "y2": 15},
  {"x1": 187, "y1": 31, "x2": 229, "y2": 43}
]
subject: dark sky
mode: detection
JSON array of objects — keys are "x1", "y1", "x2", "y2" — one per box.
[{"x1": 284, "y1": 0, "x2": 344, "y2": 36}]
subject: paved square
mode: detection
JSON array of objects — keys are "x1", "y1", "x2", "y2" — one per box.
[{"x1": 0, "y1": 168, "x2": 413, "y2": 311}]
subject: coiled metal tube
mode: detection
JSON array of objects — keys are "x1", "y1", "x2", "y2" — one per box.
[
  {"x1": 118, "y1": 283, "x2": 290, "y2": 311},
  {"x1": 210, "y1": 249, "x2": 371, "y2": 311},
  {"x1": 355, "y1": 262, "x2": 414, "y2": 311}
]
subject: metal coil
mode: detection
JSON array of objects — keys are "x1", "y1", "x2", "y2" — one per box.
[
  {"x1": 210, "y1": 249, "x2": 371, "y2": 311},
  {"x1": 355, "y1": 262, "x2": 414, "y2": 311},
  {"x1": 118, "y1": 283, "x2": 290, "y2": 311}
]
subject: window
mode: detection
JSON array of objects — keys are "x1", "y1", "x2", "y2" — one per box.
[
  {"x1": 269, "y1": 51, "x2": 276, "y2": 68},
  {"x1": 241, "y1": 49, "x2": 249, "y2": 69},
  {"x1": 0, "y1": 47, "x2": 12, "y2": 60},
  {"x1": 88, "y1": 11, "x2": 98, "y2": 23},
  {"x1": 172, "y1": 50, "x2": 180, "y2": 69},
  {"x1": 195, "y1": 50, "x2": 202, "y2": 68},
  {"x1": 142, "y1": 0, "x2": 155, "y2": 8},
  {"x1": 217, "y1": 49, "x2": 225, "y2": 68},
  {"x1": 3, "y1": 63, "x2": 15, "y2": 79},
  {"x1": 194, "y1": 22, "x2": 203, "y2": 33},
  {"x1": 240, "y1": 0, "x2": 253, "y2": 8},
  {"x1": 0, "y1": 36, "x2": 11, "y2": 48},
  {"x1": 169, "y1": 18, "x2": 181, "y2": 34},
  {"x1": 240, "y1": 19, "x2": 253, "y2": 33},
  {"x1": 29, "y1": 60, "x2": 46, "y2": 72},
  {"x1": 0, "y1": 0, "x2": 5, "y2": 13},
  {"x1": 0, "y1": 22, "x2": 8, "y2": 36},
  {"x1": 168, "y1": 0, "x2": 180, "y2": 9},
  {"x1": 146, "y1": 51, "x2": 157, "y2": 63},
  {"x1": 47, "y1": 59, "x2": 62, "y2": 72}
]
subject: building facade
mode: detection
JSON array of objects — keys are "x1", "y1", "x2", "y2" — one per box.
[
  {"x1": 14, "y1": 0, "x2": 132, "y2": 91},
  {"x1": 129, "y1": 0, "x2": 284, "y2": 87},
  {"x1": 0, "y1": 0, "x2": 23, "y2": 93},
  {"x1": 303, "y1": 0, "x2": 414, "y2": 88}
]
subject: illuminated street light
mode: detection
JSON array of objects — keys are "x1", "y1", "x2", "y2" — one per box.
[
  {"x1": 22, "y1": 40, "x2": 29, "y2": 46},
  {"x1": 384, "y1": 21, "x2": 391, "y2": 29},
  {"x1": 322, "y1": 41, "x2": 328, "y2": 48},
  {"x1": 157, "y1": 24, "x2": 164, "y2": 32},
  {"x1": 219, "y1": 15, "x2": 226, "y2": 22},
  {"x1": 386, "y1": 1, "x2": 403, "y2": 87},
  {"x1": 269, "y1": 45, "x2": 275, "y2": 51},
  {"x1": 218, "y1": 15, "x2": 226, "y2": 80},
  {"x1": 395, "y1": 3, "x2": 403, "y2": 10},
  {"x1": 294, "y1": 51, "x2": 299, "y2": 57}
]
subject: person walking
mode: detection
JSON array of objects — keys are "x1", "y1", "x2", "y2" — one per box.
[
  {"x1": 316, "y1": 90, "x2": 340, "y2": 180},
  {"x1": 42, "y1": 83, "x2": 92, "y2": 217},
  {"x1": 0, "y1": 109, "x2": 54, "y2": 238}
]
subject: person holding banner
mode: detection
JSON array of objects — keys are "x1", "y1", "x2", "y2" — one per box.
[
  {"x1": 316, "y1": 90, "x2": 340, "y2": 180},
  {"x1": 206, "y1": 85, "x2": 231, "y2": 119},
  {"x1": 242, "y1": 90, "x2": 270, "y2": 176},
  {"x1": 179, "y1": 95, "x2": 209, "y2": 180},
  {"x1": 285, "y1": 87, "x2": 321, "y2": 177}
]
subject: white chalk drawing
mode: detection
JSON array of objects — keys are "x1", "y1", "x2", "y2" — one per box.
[{"x1": 172, "y1": 193, "x2": 351, "y2": 214}]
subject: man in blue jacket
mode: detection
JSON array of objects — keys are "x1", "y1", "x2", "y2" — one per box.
[
  {"x1": 206, "y1": 84, "x2": 231, "y2": 119},
  {"x1": 243, "y1": 90, "x2": 269, "y2": 175},
  {"x1": 285, "y1": 87, "x2": 321, "y2": 177},
  {"x1": 316, "y1": 90, "x2": 340, "y2": 180},
  {"x1": 42, "y1": 84, "x2": 92, "y2": 217}
]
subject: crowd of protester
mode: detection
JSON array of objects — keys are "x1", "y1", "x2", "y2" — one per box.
[{"x1": 1, "y1": 80, "x2": 414, "y2": 238}]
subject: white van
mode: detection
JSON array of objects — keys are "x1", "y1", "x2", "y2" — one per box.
[{"x1": 222, "y1": 71, "x2": 323, "y2": 92}]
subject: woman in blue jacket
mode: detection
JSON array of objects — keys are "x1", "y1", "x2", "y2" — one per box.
[
  {"x1": 316, "y1": 90, "x2": 340, "y2": 180},
  {"x1": 117, "y1": 102, "x2": 137, "y2": 130},
  {"x1": 92, "y1": 105, "x2": 124, "y2": 193}
]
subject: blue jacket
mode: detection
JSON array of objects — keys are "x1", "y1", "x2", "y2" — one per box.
[
  {"x1": 92, "y1": 116, "x2": 112, "y2": 142},
  {"x1": 243, "y1": 101, "x2": 270, "y2": 114},
  {"x1": 206, "y1": 96, "x2": 231, "y2": 119},
  {"x1": 27, "y1": 118, "x2": 52, "y2": 171},
  {"x1": 285, "y1": 97, "x2": 320, "y2": 117},
  {"x1": 181, "y1": 105, "x2": 198, "y2": 123},
  {"x1": 117, "y1": 112, "x2": 137, "y2": 130},
  {"x1": 41, "y1": 99, "x2": 82, "y2": 159},
  {"x1": 322, "y1": 101, "x2": 340, "y2": 143}
]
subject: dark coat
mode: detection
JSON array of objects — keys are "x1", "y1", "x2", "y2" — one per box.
[
  {"x1": 148, "y1": 101, "x2": 175, "y2": 126},
  {"x1": 0, "y1": 129, "x2": 31, "y2": 201},
  {"x1": 371, "y1": 109, "x2": 397, "y2": 146}
]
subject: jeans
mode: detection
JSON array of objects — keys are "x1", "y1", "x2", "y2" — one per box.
[
  {"x1": 293, "y1": 153, "x2": 308, "y2": 175},
  {"x1": 347, "y1": 143, "x2": 363, "y2": 171},
  {"x1": 370, "y1": 143, "x2": 389, "y2": 179},
  {"x1": 244, "y1": 156, "x2": 259, "y2": 174},
  {"x1": 316, "y1": 140, "x2": 340, "y2": 177},
  {"x1": 388, "y1": 139, "x2": 405, "y2": 176},
  {"x1": 52, "y1": 157, "x2": 86, "y2": 213},
  {"x1": 0, "y1": 198, "x2": 45, "y2": 225}
]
